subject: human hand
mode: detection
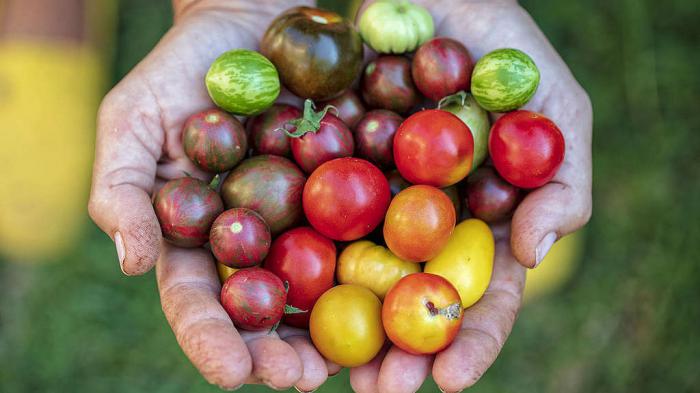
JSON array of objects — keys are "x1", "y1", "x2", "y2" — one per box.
[
  {"x1": 350, "y1": 1, "x2": 592, "y2": 392},
  {"x1": 88, "y1": 1, "x2": 340, "y2": 390}
]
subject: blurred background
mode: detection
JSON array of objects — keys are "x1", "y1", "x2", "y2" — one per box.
[{"x1": 0, "y1": 0, "x2": 698, "y2": 392}]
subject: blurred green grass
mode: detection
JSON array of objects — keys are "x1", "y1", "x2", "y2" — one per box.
[{"x1": 1, "y1": 0, "x2": 699, "y2": 392}]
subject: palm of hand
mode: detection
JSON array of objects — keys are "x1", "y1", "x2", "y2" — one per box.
[{"x1": 89, "y1": 1, "x2": 591, "y2": 392}]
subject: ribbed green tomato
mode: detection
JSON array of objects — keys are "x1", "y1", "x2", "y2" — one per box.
[
  {"x1": 205, "y1": 49, "x2": 280, "y2": 116},
  {"x1": 358, "y1": 0, "x2": 434, "y2": 54},
  {"x1": 470, "y1": 48, "x2": 540, "y2": 112},
  {"x1": 438, "y1": 91, "x2": 491, "y2": 172}
]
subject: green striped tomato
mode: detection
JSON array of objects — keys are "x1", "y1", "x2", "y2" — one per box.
[
  {"x1": 470, "y1": 48, "x2": 540, "y2": 112},
  {"x1": 205, "y1": 49, "x2": 280, "y2": 116}
]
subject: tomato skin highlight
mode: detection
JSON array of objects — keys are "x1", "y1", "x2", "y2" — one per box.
[
  {"x1": 488, "y1": 110, "x2": 565, "y2": 189},
  {"x1": 303, "y1": 158, "x2": 391, "y2": 241},
  {"x1": 263, "y1": 227, "x2": 336, "y2": 328},
  {"x1": 394, "y1": 109, "x2": 474, "y2": 187},
  {"x1": 221, "y1": 267, "x2": 288, "y2": 331},
  {"x1": 382, "y1": 273, "x2": 464, "y2": 355},
  {"x1": 412, "y1": 37, "x2": 474, "y2": 101},
  {"x1": 310, "y1": 284, "x2": 385, "y2": 367},
  {"x1": 209, "y1": 208, "x2": 271, "y2": 268},
  {"x1": 383, "y1": 185, "x2": 456, "y2": 262}
]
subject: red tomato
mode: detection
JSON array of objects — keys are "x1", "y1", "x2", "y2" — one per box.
[
  {"x1": 393, "y1": 109, "x2": 474, "y2": 187},
  {"x1": 221, "y1": 267, "x2": 287, "y2": 331},
  {"x1": 263, "y1": 227, "x2": 336, "y2": 328},
  {"x1": 303, "y1": 158, "x2": 391, "y2": 241},
  {"x1": 382, "y1": 273, "x2": 464, "y2": 355},
  {"x1": 383, "y1": 185, "x2": 456, "y2": 262},
  {"x1": 489, "y1": 110, "x2": 565, "y2": 188}
]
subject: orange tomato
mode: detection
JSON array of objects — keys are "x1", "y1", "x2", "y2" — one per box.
[{"x1": 383, "y1": 185, "x2": 456, "y2": 262}]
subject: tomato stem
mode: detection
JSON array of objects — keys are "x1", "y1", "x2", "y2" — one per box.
[
  {"x1": 208, "y1": 174, "x2": 221, "y2": 190},
  {"x1": 284, "y1": 304, "x2": 307, "y2": 314},
  {"x1": 281, "y1": 99, "x2": 337, "y2": 138},
  {"x1": 438, "y1": 91, "x2": 468, "y2": 109}
]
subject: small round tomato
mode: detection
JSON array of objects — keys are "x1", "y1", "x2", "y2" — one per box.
[
  {"x1": 354, "y1": 110, "x2": 403, "y2": 169},
  {"x1": 303, "y1": 158, "x2": 391, "y2": 241},
  {"x1": 412, "y1": 37, "x2": 473, "y2": 101},
  {"x1": 394, "y1": 109, "x2": 474, "y2": 187},
  {"x1": 382, "y1": 273, "x2": 463, "y2": 355},
  {"x1": 221, "y1": 267, "x2": 287, "y2": 331},
  {"x1": 286, "y1": 100, "x2": 355, "y2": 174},
  {"x1": 471, "y1": 48, "x2": 540, "y2": 112},
  {"x1": 263, "y1": 227, "x2": 336, "y2": 328},
  {"x1": 357, "y1": 0, "x2": 434, "y2": 54},
  {"x1": 462, "y1": 166, "x2": 520, "y2": 223},
  {"x1": 337, "y1": 240, "x2": 420, "y2": 299},
  {"x1": 310, "y1": 284, "x2": 385, "y2": 367},
  {"x1": 361, "y1": 56, "x2": 420, "y2": 114},
  {"x1": 384, "y1": 185, "x2": 456, "y2": 262},
  {"x1": 424, "y1": 219, "x2": 495, "y2": 308},
  {"x1": 182, "y1": 108, "x2": 247, "y2": 173},
  {"x1": 246, "y1": 104, "x2": 301, "y2": 158},
  {"x1": 209, "y1": 208, "x2": 271, "y2": 268},
  {"x1": 489, "y1": 110, "x2": 565, "y2": 188},
  {"x1": 319, "y1": 89, "x2": 366, "y2": 128}
]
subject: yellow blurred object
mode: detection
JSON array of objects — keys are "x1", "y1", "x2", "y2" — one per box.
[
  {"x1": 523, "y1": 231, "x2": 584, "y2": 304},
  {"x1": 217, "y1": 263, "x2": 238, "y2": 283}
]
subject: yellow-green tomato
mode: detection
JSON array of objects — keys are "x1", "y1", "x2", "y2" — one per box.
[
  {"x1": 337, "y1": 240, "x2": 420, "y2": 299},
  {"x1": 309, "y1": 285, "x2": 385, "y2": 367},
  {"x1": 424, "y1": 219, "x2": 494, "y2": 308},
  {"x1": 358, "y1": 0, "x2": 434, "y2": 54}
]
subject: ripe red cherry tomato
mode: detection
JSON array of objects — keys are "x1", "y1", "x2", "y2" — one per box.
[
  {"x1": 303, "y1": 158, "x2": 391, "y2": 241},
  {"x1": 489, "y1": 110, "x2": 565, "y2": 188},
  {"x1": 411, "y1": 37, "x2": 474, "y2": 101},
  {"x1": 263, "y1": 227, "x2": 336, "y2": 328},
  {"x1": 394, "y1": 109, "x2": 474, "y2": 187},
  {"x1": 221, "y1": 267, "x2": 287, "y2": 331}
]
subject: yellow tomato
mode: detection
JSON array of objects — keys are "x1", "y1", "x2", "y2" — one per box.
[
  {"x1": 424, "y1": 219, "x2": 494, "y2": 308},
  {"x1": 309, "y1": 284, "x2": 385, "y2": 367},
  {"x1": 337, "y1": 240, "x2": 420, "y2": 299},
  {"x1": 217, "y1": 263, "x2": 238, "y2": 283}
]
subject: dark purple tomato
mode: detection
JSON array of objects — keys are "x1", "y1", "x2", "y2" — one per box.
[
  {"x1": 221, "y1": 267, "x2": 287, "y2": 331},
  {"x1": 286, "y1": 100, "x2": 355, "y2": 174},
  {"x1": 220, "y1": 155, "x2": 306, "y2": 235},
  {"x1": 182, "y1": 108, "x2": 247, "y2": 173},
  {"x1": 246, "y1": 104, "x2": 301, "y2": 158},
  {"x1": 354, "y1": 109, "x2": 402, "y2": 169},
  {"x1": 153, "y1": 177, "x2": 224, "y2": 247},
  {"x1": 210, "y1": 208, "x2": 271, "y2": 268},
  {"x1": 319, "y1": 89, "x2": 366, "y2": 128},
  {"x1": 261, "y1": 7, "x2": 364, "y2": 101},
  {"x1": 462, "y1": 166, "x2": 520, "y2": 223},
  {"x1": 361, "y1": 56, "x2": 420, "y2": 114},
  {"x1": 386, "y1": 169, "x2": 461, "y2": 216},
  {"x1": 412, "y1": 37, "x2": 474, "y2": 101}
]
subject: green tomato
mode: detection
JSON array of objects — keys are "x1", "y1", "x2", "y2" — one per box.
[
  {"x1": 206, "y1": 49, "x2": 280, "y2": 116},
  {"x1": 358, "y1": 0, "x2": 434, "y2": 54},
  {"x1": 470, "y1": 48, "x2": 540, "y2": 112},
  {"x1": 438, "y1": 91, "x2": 490, "y2": 172}
]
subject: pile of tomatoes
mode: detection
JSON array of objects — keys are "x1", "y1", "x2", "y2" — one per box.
[{"x1": 153, "y1": 1, "x2": 566, "y2": 367}]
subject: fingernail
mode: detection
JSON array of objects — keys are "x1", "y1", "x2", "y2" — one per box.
[
  {"x1": 535, "y1": 232, "x2": 557, "y2": 267},
  {"x1": 114, "y1": 231, "x2": 126, "y2": 273},
  {"x1": 294, "y1": 387, "x2": 317, "y2": 393}
]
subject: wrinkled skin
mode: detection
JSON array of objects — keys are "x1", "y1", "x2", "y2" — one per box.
[
  {"x1": 463, "y1": 166, "x2": 520, "y2": 223},
  {"x1": 354, "y1": 109, "x2": 402, "y2": 169},
  {"x1": 153, "y1": 177, "x2": 223, "y2": 248},
  {"x1": 221, "y1": 267, "x2": 287, "y2": 331},
  {"x1": 209, "y1": 208, "x2": 271, "y2": 268},
  {"x1": 220, "y1": 155, "x2": 305, "y2": 235},
  {"x1": 263, "y1": 227, "x2": 336, "y2": 329},
  {"x1": 88, "y1": 1, "x2": 591, "y2": 391},
  {"x1": 246, "y1": 104, "x2": 301, "y2": 158},
  {"x1": 182, "y1": 108, "x2": 247, "y2": 173},
  {"x1": 412, "y1": 37, "x2": 474, "y2": 101},
  {"x1": 361, "y1": 56, "x2": 421, "y2": 114},
  {"x1": 319, "y1": 89, "x2": 366, "y2": 128}
]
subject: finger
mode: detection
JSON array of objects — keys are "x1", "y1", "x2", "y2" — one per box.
[
  {"x1": 377, "y1": 347, "x2": 433, "y2": 393},
  {"x1": 277, "y1": 326, "x2": 329, "y2": 392},
  {"x1": 156, "y1": 243, "x2": 252, "y2": 390},
  {"x1": 326, "y1": 359, "x2": 343, "y2": 376},
  {"x1": 349, "y1": 345, "x2": 388, "y2": 393},
  {"x1": 432, "y1": 235, "x2": 525, "y2": 392},
  {"x1": 240, "y1": 330, "x2": 303, "y2": 390}
]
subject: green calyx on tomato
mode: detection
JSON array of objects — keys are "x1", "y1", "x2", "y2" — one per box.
[
  {"x1": 281, "y1": 99, "x2": 338, "y2": 138},
  {"x1": 357, "y1": 0, "x2": 434, "y2": 54},
  {"x1": 438, "y1": 91, "x2": 491, "y2": 172}
]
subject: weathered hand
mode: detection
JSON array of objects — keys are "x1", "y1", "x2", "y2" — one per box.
[
  {"x1": 350, "y1": 1, "x2": 592, "y2": 392},
  {"x1": 88, "y1": 1, "x2": 340, "y2": 390}
]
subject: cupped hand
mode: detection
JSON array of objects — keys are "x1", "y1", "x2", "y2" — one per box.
[
  {"x1": 88, "y1": 0, "x2": 340, "y2": 390},
  {"x1": 350, "y1": 1, "x2": 592, "y2": 392}
]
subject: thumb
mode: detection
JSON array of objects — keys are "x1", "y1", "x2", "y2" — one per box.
[{"x1": 88, "y1": 90, "x2": 163, "y2": 275}]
